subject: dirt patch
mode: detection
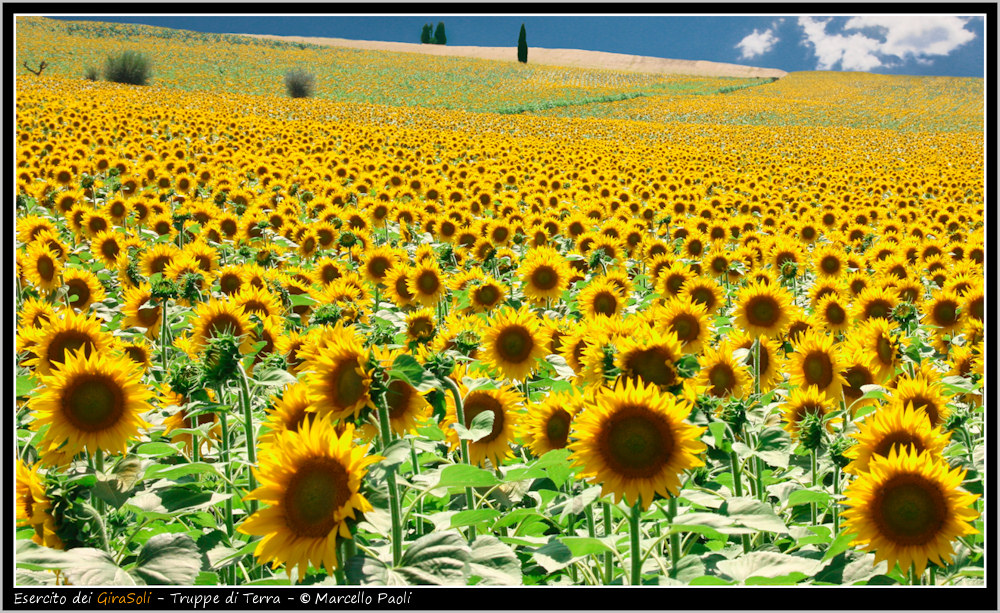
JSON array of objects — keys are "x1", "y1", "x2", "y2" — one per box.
[{"x1": 237, "y1": 33, "x2": 787, "y2": 79}]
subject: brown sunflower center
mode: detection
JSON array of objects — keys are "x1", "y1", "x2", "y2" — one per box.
[
  {"x1": 591, "y1": 291, "x2": 618, "y2": 316},
  {"x1": 544, "y1": 409, "x2": 571, "y2": 448},
  {"x1": 874, "y1": 475, "x2": 947, "y2": 546},
  {"x1": 745, "y1": 295, "x2": 780, "y2": 328},
  {"x1": 670, "y1": 314, "x2": 700, "y2": 343},
  {"x1": 843, "y1": 366, "x2": 873, "y2": 402},
  {"x1": 802, "y1": 351, "x2": 834, "y2": 390},
  {"x1": 386, "y1": 380, "x2": 415, "y2": 420},
  {"x1": 368, "y1": 257, "x2": 391, "y2": 280},
  {"x1": 123, "y1": 346, "x2": 148, "y2": 365},
  {"x1": 408, "y1": 317, "x2": 435, "y2": 340},
  {"x1": 464, "y1": 393, "x2": 505, "y2": 444},
  {"x1": 968, "y1": 296, "x2": 983, "y2": 322},
  {"x1": 825, "y1": 302, "x2": 847, "y2": 325},
  {"x1": 708, "y1": 364, "x2": 736, "y2": 397},
  {"x1": 66, "y1": 278, "x2": 91, "y2": 308},
  {"x1": 62, "y1": 374, "x2": 124, "y2": 432},
  {"x1": 600, "y1": 406, "x2": 674, "y2": 479},
  {"x1": 689, "y1": 287, "x2": 717, "y2": 311},
  {"x1": 876, "y1": 336, "x2": 894, "y2": 366},
  {"x1": 932, "y1": 300, "x2": 959, "y2": 326},
  {"x1": 665, "y1": 274, "x2": 686, "y2": 296},
  {"x1": 820, "y1": 255, "x2": 841, "y2": 274},
  {"x1": 37, "y1": 255, "x2": 56, "y2": 282},
  {"x1": 741, "y1": 344, "x2": 771, "y2": 378},
  {"x1": 624, "y1": 347, "x2": 676, "y2": 388},
  {"x1": 100, "y1": 240, "x2": 120, "y2": 261},
  {"x1": 416, "y1": 270, "x2": 440, "y2": 295},
  {"x1": 474, "y1": 285, "x2": 501, "y2": 307},
  {"x1": 904, "y1": 395, "x2": 940, "y2": 427},
  {"x1": 864, "y1": 300, "x2": 893, "y2": 320},
  {"x1": 395, "y1": 275, "x2": 414, "y2": 300},
  {"x1": 496, "y1": 325, "x2": 534, "y2": 364},
  {"x1": 206, "y1": 313, "x2": 243, "y2": 340},
  {"x1": 530, "y1": 265, "x2": 559, "y2": 291},
  {"x1": 283, "y1": 458, "x2": 350, "y2": 538},
  {"x1": 136, "y1": 304, "x2": 160, "y2": 327},
  {"x1": 327, "y1": 357, "x2": 366, "y2": 411},
  {"x1": 874, "y1": 432, "x2": 925, "y2": 459},
  {"x1": 47, "y1": 331, "x2": 95, "y2": 366}
]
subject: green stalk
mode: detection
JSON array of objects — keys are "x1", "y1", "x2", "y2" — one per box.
[
  {"x1": 236, "y1": 364, "x2": 258, "y2": 514},
  {"x1": 729, "y1": 450, "x2": 751, "y2": 553},
  {"x1": 668, "y1": 496, "x2": 680, "y2": 574},
  {"x1": 811, "y1": 448, "x2": 819, "y2": 525},
  {"x1": 442, "y1": 376, "x2": 477, "y2": 540},
  {"x1": 629, "y1": 501, "x2": 643, "y2": 586},
  {"x1": 832, "y1": 464, "x2": 840, "y2": 537},
  {"x1": 602, "y1": 502, "x2": 613, "y2": 584},
  {"x1": 94, "y1": 449, "x2": 105, "y2": 516},
  {"x1": 376, "y1": 390, "x2": 404, "y2": 566},
  {"x1": 219, "y1": 408, "x2": 235, "y2": 538},
  {"x1": 160, "y1": 298, "x2": 169, "y2": 378},
  {"x1": 409, "y1": 437, "x2": 423, "y2": 538}
]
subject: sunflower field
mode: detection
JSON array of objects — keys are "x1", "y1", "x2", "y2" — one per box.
[{"x1": 14, "y1": 17, "x2": 986, "y2": 590}]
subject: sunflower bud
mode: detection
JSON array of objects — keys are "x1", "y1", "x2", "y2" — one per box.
[
  {"x1": 172, "y1": 212, "x2": 192, "y2": 231},
  {"x1": 150, "y1": 278, "x2": 178, "y2": 301},
  {"x1": 200, "y1": 334, "x2": 242, "y2": 386},
  {"x1": 311, "y1": 303, "x2": 343, "y2": 327},
  {"x1": 892, "y1": 301, "x2": 917, "y2": 327},
  {"x1": 168, "y1": 361, "x2": 203, "y2": 399},
  {"x1": 942, "y1": 407, "x2": 969, "y2": 433},
  {"x1": 338, "y1": 231, "x2": 358, "y2": 248},
  {"x1": 179, "y1": 272, "x2": 204, "y2": 304},
  {"x1": 425, "y1": 352, "x2": 455, "y2": 380},
  {"x1": 798, "y1": 411, "x2": 825, "y2": 451},
  {"x1": 454, "y1": 329, "x2": 481, "y2": 356},
  {"x1": 828, "y1": 435, "x2": 853, "y2": 469},
  {"x1": 780, "y1": 260, "x2": 798, "y2": 279},
  {"x1": 718, "y1": 398, "x2": 748, "y2": 433}
]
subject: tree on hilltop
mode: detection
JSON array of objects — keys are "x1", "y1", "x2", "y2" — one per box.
[
  {"x1": 421, "y1": 23, "x2": 432, "y2": 44},
  {"x1": 518, "y1": 24, "x2": 527, "y2": 63},
  {"x1": 434, "y1": 22, "x2": 447, "y2": 45}
]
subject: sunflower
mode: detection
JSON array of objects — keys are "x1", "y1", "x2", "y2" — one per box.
[
  {"x1": 31, "y1": 349, "x2": 151, "y2": 467},
  {"x1": 117, "y1": 338, "x2": 153, "y2": 373},
  {"x1": 921, "y1": 290, "x2": 963, "y2": 335},
  {"x1": 655, "y1": 297, "x2": 710, "y2": 354},
  {"x1": 482, "y1": 305, "x2": 550, "y2": 382},
  {"x1": 18, "y1": 296, "x2": 56, "y2": 331},
  {"x1": 361, "y1": 245, "x2": 400, "y2": 286},
  {"x1": 260, "y1": 382, "x2": 317, "y2": 447},
  {"x1": 62, "y1": 267, "x2": 106, "y2": 312},
  {"x1": 21, "y1": 241, "x2": 63, "y2": 293},
  {"x1": 788, "y1": 330, "x2": 846, "y2": 401},
  {"x1": 187, "y1": 298, "x2": 255, "y2": 356},
  {"x1": 407, "y1": 261, "x2": 446, "y2": 307},
  {"x1": 680, "y1": 277, "x2": 725, "y2": 317},
  {"x1": 442, "y1": 377, "x2": 522, "y2": 467},
  {"x1": 839, "y1": 346, "x2": 882, "y2": 413},
  {"x1": 140, "y1": 243, "x2": 181, "y2": 278},
  {"x1": 843, "y1": 401, "x2": 951, "y2": 475},
  {"x1": 814, "y1": 293, "x2": 852, "y2": 334},
  {"x1": 305, "y1": 323, "x2": 374, "y2": 421},
  {"x1": 90, "y1": 229, "x2": 125, "y2": 268},
  {"x1": 730, "y1": 331, "x2": 785, "y2": 389},
  {"x1": 853, "y1": 285, "x2": 900, "y2": 323},
  {"x1": 121, "y1": 284, "x2": 162, "y2": 340},
  {"x1": 577, "y1": 277, "x2": 626, "y2": 319},
  {"x1": 656, "y1": 263, "x2": 696, "y2": 300},
  {"x1": 430, "y1": 311, "x2": 487, "y2": 360},
  {"x1": 239, "y1": 417, "x2": 380, "y2": 579},
  {"x1": 521, "y1": 388, "x2": 586, "y2": 456},
  {"x1": 405, "y1": 308, "x2": 437, "y2": 343},
  {"x1": 813, "y1": 244, "x2": 848, "y2": 279},
  {"x1": 16, "y1": 461, "x2": 63, "y2": 549},
  {"x1": 697, "y1": 343, "x2": 752, "y2": 399},
  {"x1": 892, "y1": 373, "x2": 950, "y2": 429},
  {"x1": 468, "y1": 278, "x2": 507, "y2": 313},
  {"x1": 840, "y1": 446, "x2": 979, "y2": 576},
  {"x1": 373, "y1": 349, "x2": 433, "y2": 436},
  {"x1": 781, "y1": 385, "x2": 834, "y2": 438},
  {"x1": 570, "y1": 378, "x2": 705, "y2": 508},
  {"x1": 733, "y1": 280, "x2": 794, "y2": 338},
  {"x1": 848, "y1": 318, "x2": 903, "y2": 383},
  {"x1": 22, "y1": 309, "x2": 114, "y2": 377},
  {"x1": 962, "y1": 287, "x2": 984, "y2": 324},
  {"x1": 232, "y1": 284, "x2": 285, "y2": 320},
  {"x1": 615, "y1": 329, "x2": 684, "y2": 390}
]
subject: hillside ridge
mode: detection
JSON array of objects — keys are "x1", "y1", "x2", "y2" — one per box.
[{"x1": 237, "y1": 32, "x2": 788, "y2": 79}]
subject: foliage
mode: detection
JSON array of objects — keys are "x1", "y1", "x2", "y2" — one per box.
[
  {"x1": 518, "y1": 24, "x2": 528, "y2": 64},
  {"x1": 283, "y1": 68, "x2": 315, "y2": 98},
  {"x1": 103, "y1": 49, "x2": 151, "y2": 85}
]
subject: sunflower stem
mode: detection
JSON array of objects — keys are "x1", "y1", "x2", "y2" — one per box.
[
  {"x1": 159, "y1": 298, "x2": 169, "y2": 379},
  {"x1": 729, "y1": 450, "x2": 751, "y2": 553},
  {"x1": 236, "y1": 363, "x2": 258, "y2": 514},
  {"x1": 375, "y1": 389, "x2": 404, "y2": 567},
  {"x1": 602, "y1": 502, "x2": 614, "y2": 584},
  {"x1": 810, "y1": 448, "x2": 818, "y2": 525},
  {"x1": 629, "y1": 500, "x2": 643, "y2": 586},
  {"x1": 832, "y1": 464, "x2": 840, "y2": 537},
  {"x1": 94, "y1": 449, "x2": 106, "y2": 517},
  {"x1": 218, "y1": 407, "x2": 235, "y2": 539},
  {"x1": 668, "y1": 496, "x2": 681, "y2": 575},
  {"x1": 409, "y1": 437, "x2": 423, "y2": 538},
  {"x1": 442, "y1": 376, "x2": 477, "y2": 540},
  {"x1": 81, "y1": 502, "x2": 110, "y2": 554}
]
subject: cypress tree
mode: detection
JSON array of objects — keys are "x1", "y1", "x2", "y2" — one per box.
[
  {"x1": 517, "y1": 24, "x2": 528, "y2": 63},
  {"x1": 434, "y1": 22, "x2": 447, "y2": 45},
  {"x1": 421, "y1": 24, "x2": 432, "y2": 44}
]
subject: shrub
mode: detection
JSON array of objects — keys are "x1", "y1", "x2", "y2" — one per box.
[
  {"x1": 421, "y1": 24, "x2": 433, "y2": 44},
  {"x1": 84, "y1": 66, "x2": 99, "y2": 81},
  {"x1": 103, "y1": 50, "x2": 151, "y2": 85},
  {"x1": 284, "y1": 69, "x2": 315, "y2": 99},
  {"x1": 434, "y1": 22, "x2": 447, "y2": 45}
]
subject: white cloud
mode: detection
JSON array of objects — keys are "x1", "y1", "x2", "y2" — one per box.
[
  {"x1": 798, "y1": 15, "x2": 977, "y2": 71},
  {"x1": 736, "y1": 27, "x2": 779, "y2": 59}
]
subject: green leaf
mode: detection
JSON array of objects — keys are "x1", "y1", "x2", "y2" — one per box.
[
  {"x1": 787, "y1": 488, "x2": 831, "y2": 508},
  {"x1": 93, "y1": 455, "x2": 147, "y2": 508},
  {"x1": 394, "y1": 531, "x2": 471, "y2": 585},
  {"x1": 469, "y1": 535, "x2": 522, "y2": 585},
  {"x1": 721, "y1": 497, "x2": 788, "y2": 534},
  {"x1": 379, "y1": 439, "x2": 412, "y2": 471},
  {"x1": 144, "y1": 462, "x2": 221, "y2": 481},
  {"x1": 16, "y1": 375, "x2": 39, "y2": 397},
  {"x1": 126, "y1": 487, "x2": 231, "y2": 518},
  {"x1": 823, "y1": 529, "x2": 857, "y2": 561},
  {"x1": 545, "y1": 354, "x2": 575, "y2": 379},
  {"x1": 450, "y1": 508, "x2": 500, "y2": 529},
  {"x1": 689, "y1": 575, "x2": 735, "y2": 585},
  {"x1": 717, "y1": 551, "x2": 826, "y2": 583},
  {"x1": 59, "y1": 548, "x2": 135, "y2": 586},
  {"x1": 135, "y1": 442, "x2": 180, "y2": 457},
  {"x1": 859, "y1": 384, "x2": 889, "y2": 401},
  {"x1": 432, "y1": 464, "x2": 499, "y2": 490},
  {"x1": 707, "y1": 421, "x2": 729, "y2": 451},
  {"x1": 287, "y1": 293, "x2": 316, "y2": 307},
  {"x1": 133, "y1": 533, "x2": 202, "y2": 585},
  {"x1": 451, "y1": 410, "x2": 495, "y2": 442},
  {"x1": 557, "y1": 485, "x2": 602, "y2": 520},
  {"x1": 250, "y1": 367, "x2": 298, "y2": 387},
  {"x1": 532, "y1": 536, "x2": 611, "y2": 573},
  {"x1": 389, "y1": 354, "x2": 440, "y2": 392}
]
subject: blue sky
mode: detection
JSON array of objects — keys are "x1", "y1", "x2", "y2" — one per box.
[{"x1": 44, "y1": 14, "x2": 987, "y2": 77}]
